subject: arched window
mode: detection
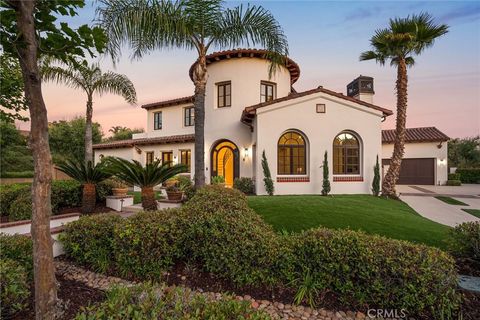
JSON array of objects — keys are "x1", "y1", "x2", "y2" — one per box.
[
  {"x1": 278, "y1": 131, "x2": 307, "y2": 175},
  {"x1": 333, "y1": 132, "x2": 361, "y2": 174}
]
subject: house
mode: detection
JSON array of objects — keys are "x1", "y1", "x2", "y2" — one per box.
[{"x1": 93, "y1": 48, "x2": 449, "y2": 194}]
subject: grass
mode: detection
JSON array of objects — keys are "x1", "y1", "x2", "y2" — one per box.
[
  {"x1": 127, "y1": 191, "x2": 164, "y2": 204},
  {"x1": 435, "y1": 196, "x2": 469, "y2": 206},
  {"x1": 248, "y1": 195, "x2": 450, "y2": 249},
  {"x1": 462, "y1": 208, "x2": 480, "y2": 218}
]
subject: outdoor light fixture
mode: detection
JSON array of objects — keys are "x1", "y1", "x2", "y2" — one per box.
[{"x1": 243, "y1": 147, "x2": 249, "y2": 161}]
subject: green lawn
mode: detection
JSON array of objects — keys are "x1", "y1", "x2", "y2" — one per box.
[
  {"x1": 248, "y1": 195, "x2": 450, "y2": 249},
  {"x1": 462, "y1": 208, "x2": 480, "y2": 218},
  {"x1": 127, "y1": 191, "x2": 164, "y2": 204},
  {"x1": 435, "y1": 196, "x2": 469, "y2": 206}
]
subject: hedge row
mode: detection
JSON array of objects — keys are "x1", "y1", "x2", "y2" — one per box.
[
  {"x1": 456, "y1": 168, "x2": 480, "y2": 184},
  {"x1": 61, "y1": 186, "x2": 460, "y2": 317},
  {"x1": 0, "y1": 171, "x2": 34, "y2": 178}
]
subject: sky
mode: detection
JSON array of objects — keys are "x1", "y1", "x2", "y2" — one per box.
[{"x1": 17, "y1": 0, "x2": 480, "y2": 138}]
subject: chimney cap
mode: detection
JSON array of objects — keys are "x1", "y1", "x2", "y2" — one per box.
[{"x1": 347, "y1": 75, "x2": 374, "y2": 97}]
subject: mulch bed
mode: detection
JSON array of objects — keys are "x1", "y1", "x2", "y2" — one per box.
[
  {"x1": 456, "y1": 257, "x2": 480, "y2": 277},
  {"x1": 11, "y1": 275, "x2": 105, "y2": 320},
  {"x1": 460, "y1": 290, "x2": 480, "y2": 320}
]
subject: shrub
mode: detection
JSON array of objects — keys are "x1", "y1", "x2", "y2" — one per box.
[
  {"x1": 60, "y1": 214, "x2": 123, "y2": 273},
  {"x1": 96, "y1": 179, "x2": 115, "y2": 202},
  {"x1": 372, "y1": 155, "x2": 380, "y2": 196},
  {"x1": 261, "y1": 150, "x2": 274, "y2": 195},
  {"x1": 321, "y1": 151, "x2": 330, "y2": 196},
  {"x1": 113, "y1": 210, "x2": 181, "y2": 279},
  {"x1": 448, "y1": 173, "x2": 460, "y2": 180},
  {"x1": 51, "y1": 180, "x2": 82, "y2": 211},
  {"x1": 0, "y1": 234, "x2": 33, "y2": 279},
  {"x1": 288, "y1": 228, "x2": 460, "y2": 317},
  {"x1": 0, "y1": 259, "x2": 30, "y2": 318},
  {"x1": 446, "y1": 180, "x2": 461, "y2": 186},
  {"x1": 456, "y1": 168, "x2": 480, "y2": 184},
  {"x1": 447, "y1": 221, "x2": 480, "y2": 262},
  {"x1": 9, "y1": 190, "x2": 32, "y2": 221},
  {"x1": 234, "y1": 177, "x2": 255, "y2": 195},
  {"x1": 0, "y1": 183, "x2": 30, "y2": 217},
  {"x1": 176, "y1": 175, "x2": 195, "y2": 200},
  {"x1": 0, "y1": 171, "x2": 34, "y2": 178},
  {"x1": 75, "y1": 283, "x2": 270, "y2": 320},
  {"x1": 210, "y1": 175, "x2": 225, "y2": 185},
  {"x1": 182, "y1": 185, "x2": 249, "y2": 215}
]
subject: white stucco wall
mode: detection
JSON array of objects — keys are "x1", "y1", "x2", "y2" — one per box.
[
  {"x1": 94, "y1": 147, "x2": 138, "y2": 164},
  {"x1": 254, "y1": 91, "x2": 384, "y2": 195},
  {"x1": 382, "y1": 141, "x2": 448, "y2": 185},
  {"x1": 144, "y1": 103, "x2": 195, "y2": 138}
]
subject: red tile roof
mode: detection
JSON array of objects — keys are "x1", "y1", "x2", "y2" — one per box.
[
  {"x1": 93, "y1": 134, "x2": 195, "y2": 150},
  {"x1": 142, "y1": 96, "x2": 194, "y2": 110},
  {"x1": 189, "y1": 49, "x2": 301, "y2": 85},
  {"x1": 241, "y1": 86, "x2": 393, "y2": 126},
  {"x1": 382, "y1": 127, "x2": 449, "y2": 144}
]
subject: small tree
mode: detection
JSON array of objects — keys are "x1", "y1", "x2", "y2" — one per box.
[
  {"x1": 372, "y1": 155, "x2": 381, "y2": 196},
  {"x1": 261, "y1": 150, "x2": 274, "y2": 196},
  {"x1": 321, "y1": 151, "x2": 330, "y2": 196}
]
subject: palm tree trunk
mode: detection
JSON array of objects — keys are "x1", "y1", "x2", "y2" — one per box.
[
  {"x1": 141, "y1": 186, "x2": 157, "y2": 211},
  {"x1": 11, "y1": 1, "x2": 58, "y2": 318},
  {"x1": 192, "y1": 49, "x2": 207, "y2": 188},
  {"x1": 85, "y1": 96, "x2": 93, "y2": 163},
  {"x1": 382, "y1": 57, "x2": 408, "y2": 198},
  {"x1": 82, "y1": 183, "x2": 96, "y2": 214}
]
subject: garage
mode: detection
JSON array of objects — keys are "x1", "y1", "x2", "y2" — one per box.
[{"x1": 382, "y1": 158, "x2": 435, "y2": 185}]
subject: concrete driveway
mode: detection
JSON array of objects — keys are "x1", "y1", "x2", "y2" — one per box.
[{"x1": 398, "y1": 184, "x2": 480, "y2": 227}]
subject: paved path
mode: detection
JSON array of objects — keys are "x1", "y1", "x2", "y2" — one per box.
[{"x1": 398, "y1": 185, "x2": 480, "y2": 227}]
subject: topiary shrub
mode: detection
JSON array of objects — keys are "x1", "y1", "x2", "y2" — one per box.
[
  {"x1": 60, "y1": 214, "x2": 123, "y2": 273},
  {"x1": 113, "y1": 209, "x2": 181, "y2": 279},
  {"x1": 0, "y1": 234, "x2": 33, "y2": 279},
  {"x1": 233, "y1": 177, "x2": 255, "y2": 195},
  {"x1": 76, "y1": 283, "x2": 271, "y2": 319},
  {"x1": 8, "y1": 190, "x2": 32, "y2": 221},
  {"x1": 448, "y1": 173, "x2": 460, "y2": 181},
  {"x1": 261, "y1": 150, "x2": 274, "y2": 195},
  {"x1": 447, "y1": 221, "x2": 480, "y2": 262},
  {"x1": 0, "y1": 259, "x2": 30, "y2": 318},
  {"x1": 287, "y1": 228, "x2": 460, "y2": 317},
  {"x1": 446, "y1": 180, "x2": 462, "y2": 186}
]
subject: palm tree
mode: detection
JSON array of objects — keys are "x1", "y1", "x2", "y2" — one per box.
[
  {"x1": 360, "y1": 13, "x2": 448, "y2": 197},
  {"x1": 107, "y1": 157, "x2": 187, "y2": 211},
  {"x1": 97, "y1": 0, "x2": 289, "y2": 188},
  {"x1": 42, "y1": 60, "x2": 137, "y2": 163},
  {"x1": 57, "y1": 159, "x2": 112, "y2": 213}
]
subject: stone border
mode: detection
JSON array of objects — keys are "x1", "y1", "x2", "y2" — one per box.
[{"x1": 0, "y1": 212, "x2": 80, "y2": 228}]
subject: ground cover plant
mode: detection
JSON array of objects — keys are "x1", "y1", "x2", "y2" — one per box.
[
  {"x1": 462, "y1": 209, "x2": 480, "y2": 218},
  {"x1": 435, "y1": 196, "x2": 469, "y2": 206}
]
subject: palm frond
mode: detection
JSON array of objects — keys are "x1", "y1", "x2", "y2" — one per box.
[
  {"x1": 57, "y1": 159, "x2": 112, "y2": 184},
  {"x1": 94, "y1": 72, "x2": 137, "y2": 104},
  {"x1": 41, "y1": 64, "x2": 86, "y2": 91}
]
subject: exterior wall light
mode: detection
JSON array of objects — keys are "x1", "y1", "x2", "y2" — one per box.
[{"x1": 243, "y1": 147, "x2": 249, "y2": 161}]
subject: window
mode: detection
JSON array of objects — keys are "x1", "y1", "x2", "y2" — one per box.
[
  {"x1": 217, "y1": 81, "x2": 231, "y2": 108},
  {"x1": 154, "y1": 111, "x2": 162, "y2": 130},
  {"x1": 277, "y1": 131, "x2": 307, "y2": 175},
  {"x1": 333, "y1": 132, "x2": 360, "y2": 174},
  {"x1": 162, "y1": 151, "x2": 173, "y2": 167},
  {"x1": 184, "y1": 106, "x2": 194, "y2": 127},
  {"x1": 146, "y1": 151, "x2": 154, "y2": 165},
  {"x1": 316, "y1": 104, "x2": 326, "y2": 113},
  {"x1": 260, "y1": 81, "x2": 276, "y2": 103},
  {"x1": 180, "y1": 149, "x2": 191, "y2": 172}
]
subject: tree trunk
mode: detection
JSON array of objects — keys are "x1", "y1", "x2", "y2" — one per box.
[
  {"x1": 12, "y1": 0, "x2": 58, "y2": 318},
  {"x1": 141, "y1": 186, "x2": 157, "y2": 211},
  {"x1": 85, "y1": 96, "x2": 93, "y2": 163},
  {"x1": 192, "y1": 49, "x2": 207, "y2": 188},
  {"x1": 82, "y1": 183, "x2": 96, "y2": 214},
  {"x1": 382, "y1": 57, "x2": 408, "y2": 198}
]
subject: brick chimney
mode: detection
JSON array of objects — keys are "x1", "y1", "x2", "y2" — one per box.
[{"x1": 347, "y1": 75, "x2": 374, "y2": 104}]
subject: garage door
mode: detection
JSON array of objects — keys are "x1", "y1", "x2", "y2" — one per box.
[{"x1": 382, "y1": 158, "x2": 435, "y2": 185}]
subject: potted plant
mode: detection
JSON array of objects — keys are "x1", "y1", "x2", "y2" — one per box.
[
  {"x1": 166, "y1": 182, "x2": 183, "y2": 201},
  {"x1": 211, "y1": 175, "x2": 226, "y2": 187},
  {"x1": 110, "y1": 177, "x2": 129, "y2": 197}
]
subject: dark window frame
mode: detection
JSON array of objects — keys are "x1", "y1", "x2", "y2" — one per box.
[
  {"x1": 153, "y1": 111, "x2": 162, "y2": 130},
  {"x1": 217, "y1": 81, "x2": 231, "y2": 108},
  {"x1": 277, "y1": 131, "x2": 307, "y2": 175},
  {"x1": 162, "y1": 151, "x2": 173, "y2": 167},
  {"x1": 184, "y1": 106, "x2": 194, "y2": 127},
  {"x1": 146, "y1": 151, "x2": 155, "y2": 165},
  {"x1": 333, "y1": 132, "x2": 361, "y2": 175},
  {"x1": 260, "y1": 81, "x2": 276, "y2": 103},
  {"x1": 180, "y1": 149, "x2": 191, "y2": 172}
]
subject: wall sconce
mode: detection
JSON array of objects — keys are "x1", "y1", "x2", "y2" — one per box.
[
  {"x1": 438, "y1": 158, "x2": 447, "y2": 165},
  {"x1": 243, "y1": 147, "x2": 249, "y2": 161},
  {"x1": 173, "y1": 155, "x2": 178, "y2": 164}
]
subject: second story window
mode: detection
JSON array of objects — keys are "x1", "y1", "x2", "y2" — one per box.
[
  {"x1": 260, "y1": 81, "x2": 276, "y2": 103},
  {"x1": 146, "y1": 151, "x2": 154, "y2": 165},
  {"x1": 154, "y1": 111, "x2": 162, "y2": 130},
  {"x1": 217, "y1": 81, "x2": 231, "y2": 108},
  {"x1": 184, "y1": 106, "x2": 194, "y2": 127}
]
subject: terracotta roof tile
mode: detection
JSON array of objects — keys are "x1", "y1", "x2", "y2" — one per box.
[
  {"x1": 382, "y1": 127, "x2": 449, "y2": 144},
  {"x1": 142, "y1": 96, "x2": 194, "y2": 110},
  {"x1": 93, "y1": 134, "x2": 195, "y2": 150}
]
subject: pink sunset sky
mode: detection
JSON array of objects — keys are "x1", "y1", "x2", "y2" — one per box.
[{"x1": 15, "y1": 1, "x2": 480, "y2": 139}]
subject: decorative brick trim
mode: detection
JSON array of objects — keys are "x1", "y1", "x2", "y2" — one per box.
[
  {"x1": 277, "y1": 176, "x2": 310, "y2": 183},
  {"x1": 333, "y1": 176, "x2": 363, "y2": 182}
]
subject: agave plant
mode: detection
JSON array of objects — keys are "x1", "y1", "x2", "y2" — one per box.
[
  {"x1": 106, "y1": 157, "x2": 187, "y2": 211},
  {"x1": 57, "y1": 160, "x2": 112, "y2": 213}
]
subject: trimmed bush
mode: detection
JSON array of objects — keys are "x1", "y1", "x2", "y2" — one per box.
[
  {"x1": 60, "y1": 214, "x2": 122, "y2": 273},
  {"x1": 182, "y1": 185, "x2": 249, "y2": 215},
  {"x1": 9, "y1": 191, "x2": 32, "y2": 221},
  {"x1": 75, "y1": 283, "x2": 270, "y2": 320},
  {"x1": 448, "y1": 173, "x2": 460, "y2": 181},
  {"x1": 446, "y1": 180, "x2": 461, "y2": 186},
  {"x1": 51, "y1": 180, "x2": 82, "y2": 211},
  {"x1": 456, "y1": 168, "x2": 480, "y2": 184},
  {"x1": 287, "y1": 228, "x2": 460, "y2": 317},
  {"x1": 95, "y1": 179, "x2": 115, "y2": 202},
  {"x1": 0, "y1": 234, "x2": 33, "y2": 279},
  {"x1": 113, "y1": 210, "x2": 181, "y2": 279},
  {"x1": 447, "y1": 221, "x2": 480, "y2": 262},
  {"x1": 0, "y1": 259, "x2": 30, "y2": 318},
  {"x1": 233, "y1": 177, "x2": 255, "y2": 195},
  {"x1": 0, "y1": 183, "x2": 30, "y2": 217},
  {"x1": 0, "y1": 171, "x2": 34, "y2": 178}
]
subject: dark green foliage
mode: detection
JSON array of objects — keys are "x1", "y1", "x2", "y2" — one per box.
[
  {"x1": 456, "y1": 168, "x2": 480, "y2": 184},
  {"x1": 0, "y1": 234, "x2": 33, "y2": 279},
  {"x1": 9, "y1": 191, "x2": 33, "y2": 221},
  {"x1": 234, "y1": 177, "x2": 255, "y2": 195},
  {"x1": 57, "y1": 159, "x2": 111, "y2": 184},
  {"x1": 176, "y1": 175, "x2": 195, "y2": 201},
  {"x1": 0, "y1": 121, "x2": 33, "y2": 175},
  {"x1": 448, "y1": 173, "x2": 460, "y2": 180},
  {"x1": 0, "y1": 259, "x2": 30, "y2": 318},
  {"x1": 0, "y1": 171, "x2": 34, "y2": 178},
  {"x1": 446, "y1": 180, "x2": 462, "y2": 186},
  {"x1": 182, "y1": 185, "x2": 250, "y2": 215},
  {"x1": 104, "y1": 126, "x2": 144, "y2": 142},
  {"x1": 462, "y1": 209, "x2": 480, "y2": 218},
  {"x1": 372, "y1": 155, "x2": 380, "y2": 196},
  {"x1": 60, "y1": 214, "x2": 122, "y2": 273},
  {"x1": 321, "y1": 151, "x2": 330, "y2": 196},
  {"x1": 435, "y1": 196, "x2": 468, "y2": 206},
  {"x1": 0, "y1": 183, "x2": 30, "y2": 217},
  {"x1": 0, "y1": 54, "x2": 28, "y2": 122},
  {"x1": 51, "y1": 180, "x2": 83, "y2": 210},
  {"x1": 95, "y1": 179, "x2": 115, "y2": 202},
  {"x1": 447, "y1": 222, "x2": 480, "y2": 262},
  {"x1": 261, "y1": 150, "x2": 274, "y2": 195},
  {"x1": 448, "y1": 136, "x2": 480, "y2": 168},
  {"x1": 75, "y1": 283, "x2": 270, "y2": 320}
]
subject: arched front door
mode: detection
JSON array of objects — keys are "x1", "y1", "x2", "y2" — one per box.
[{"x1": 211, "y1": 140, "x2": 239, "y2": 187}]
